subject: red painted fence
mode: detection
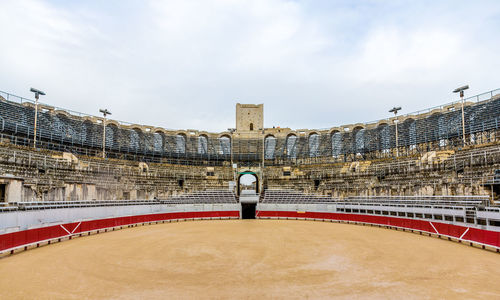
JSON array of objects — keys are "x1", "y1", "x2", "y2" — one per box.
[
  {"x1": 0, "y1": 210, "x2": 239, "y2": 252},
  {"x1": 257, "y1": 210, "x2": 500, "y2": 249},
  {"x1": 2, "y1": 209, "x2": 499, "y2": 253}
]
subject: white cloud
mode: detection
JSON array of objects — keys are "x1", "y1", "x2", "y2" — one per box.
[{"x1": 0, "y1": 0, "x2": 499, "y2": 132}]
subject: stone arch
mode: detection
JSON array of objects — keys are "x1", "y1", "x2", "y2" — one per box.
[
  {"x1": 218, "y1": 134, "x2": 231, "y2": 155},
  {"x1": 377, "y1": 123, "x2": 390, "y2": 152},
  {"x1": 286, "y1": 134, "x2": 298, "y2": 158},
  {"x1": 309, "y1": 132, "x2": 320, "y2": 157},
  {"x1": 129, "y1": 127, "x2": 143, "y2": 152},
  {"x1": 331, "y1": 130, "x2": 342, "y2": 157},
  {"x1": 353, "y1": 126, "x2": 365, "y2": 155},
  {"x1": 106, "y1": 119, "x2": 120, "y2": 127},
  {"x1": 82, "y1": 119, "x2": 96, "y2": 147},
  {"x1": 105, "y1": 123, "x2": 119, "y2": 150},
  {"x1": 53, "y1": 112, "x2": 69, "y2": 139},
  {"x1": 52, "y1": 110, "x2": 71, "y2": 118},
  {"x1": 264, "y1": 134, "x2": 277, "y2": 159},
  {"x1": 402, "y1": 118, "x2": 417, "y2": 149},
  {"x1": 153, "y1": 130, "x2": 165, "y2": 153},
  {"x1": 237, "y1": 171, "x2": 259, "y2": 195},
  {"x1": 198, "y1": 134, "x2": 209, "y2": 155},
  {"x1": 175, "y1": 133, "x2": 186, "y2": 154}
]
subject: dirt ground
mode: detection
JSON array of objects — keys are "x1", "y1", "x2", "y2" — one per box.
[{"x1": 0, "y1": 220, "x2": 499, "y2": 299}]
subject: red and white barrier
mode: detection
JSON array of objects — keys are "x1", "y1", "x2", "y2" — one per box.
[
  {"x1": 0, "y1": 210, "x2": 239, "y2": 254},
  {"x1": 257, "y1": 210, "x2": 500, "y2": 251}
]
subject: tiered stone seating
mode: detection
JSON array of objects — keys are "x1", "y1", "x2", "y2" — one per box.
[
  {"x1": 261, "y1": 189, "x2": 336, "y2": 204},
  {"x1": 163, "y1": 190, "x2": 237, "y2": 204}
]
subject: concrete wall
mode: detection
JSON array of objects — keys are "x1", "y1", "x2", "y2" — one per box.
[{"x1": 0, "y1": 203, "x2": 240, "y2": 234}]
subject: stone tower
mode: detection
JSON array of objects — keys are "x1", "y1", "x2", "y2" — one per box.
[{"x1": 235, "y1": 103, "x2": 263, "y2": 132}]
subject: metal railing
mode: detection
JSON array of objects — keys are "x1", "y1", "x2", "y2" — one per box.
[
  {"x1": 2, "y1": 87, "x2": 499, "y2": 134},
  {"x1": 315, "y1": 87, "x2": 500, "y2": 130}
]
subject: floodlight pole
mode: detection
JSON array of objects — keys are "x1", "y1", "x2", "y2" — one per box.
[
  {"x1": 461, "y1": 93, "x2": 466, "y2": 145},
  {"x1": 29, "y1": 88, "x2": 46, "y2": 149},
  {"x1": 453, "y1": 85, "x2": 469, "y2": 146},
  {"x1": 262, "y1": 129, "x2": 265, "y2": 193},
  {"x1": 228, "y1": 128, "x2": 236, "y2": 191},
  {"x1": 100, "y1": 109, "x2": 111, "y2": 158},
  {"x1": 33, "y1": 95, "x2": 39, "y2": 149},
  {"x1": 389, "y1": 107, "x2": 402, "y2": 157}
]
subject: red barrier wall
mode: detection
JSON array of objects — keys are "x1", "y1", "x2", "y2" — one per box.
[
  {"x1": 2, "y1": 209, "x2": 499, "y2": 253},
  {"x1": 257, "y1": 210, "x2": 500, "y2": 249},
  {"x1": 0, "y1": 210, "x2": 239, "y2": 252}
]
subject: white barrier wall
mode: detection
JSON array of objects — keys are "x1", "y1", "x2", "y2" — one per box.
[
  {"x1": 0, "y1": 203, "x2": 240, "y2": 234},
  {"x1": 256, "y1": 203, "x2": 500, "y2": 232}
]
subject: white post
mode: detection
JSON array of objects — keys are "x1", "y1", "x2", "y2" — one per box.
[
  {"x1": 262, "y1": 130, "x2": 265, "y2": 193},
  {"x1": 395, "y1": 118, "x2": 399, "y2": 157},
  {"x1": 461, "y1": 94, "x2": 466, "y2": 145},
  {"x1": 102, "y1": 116, "x2": 106, "y2": 158},
  {"x1": 33, "y1": 95, "x2": 38, "y2": 148}
]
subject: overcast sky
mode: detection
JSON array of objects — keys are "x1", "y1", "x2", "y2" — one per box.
[{"x1": 1, "y1": 0, "x2": 499, "y2": 132}]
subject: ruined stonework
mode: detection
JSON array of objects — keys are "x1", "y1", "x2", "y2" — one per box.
[
  {"x1": 236, "y1": 103, "x2": 263, "y2": 132},
  {"x1": 0, "y1": 92, "x2": 499, "y2": 202}
]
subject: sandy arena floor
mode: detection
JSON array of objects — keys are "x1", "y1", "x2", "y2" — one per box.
[{"x1": 0, "y1": 220, "x2": 499, "y2": 299}]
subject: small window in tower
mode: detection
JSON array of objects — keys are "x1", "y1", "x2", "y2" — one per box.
[{"x1": 250, "y1": 123, "x2": 254, "y2": 131}]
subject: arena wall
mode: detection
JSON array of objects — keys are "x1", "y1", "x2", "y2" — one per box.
[
  {"x1": 256, "y1": 204, "x2": 500, "y2": 250},
  {"x1": 0, "y1": 203, "x2": 240, "y2": 253},
  {"x1": 2, "y1": 203, "x2": 500, "y2": 255}
]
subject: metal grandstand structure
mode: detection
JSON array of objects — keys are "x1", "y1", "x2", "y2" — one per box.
[{"x1": 0, "y1": 88, "x2": 499, "y2": 166}]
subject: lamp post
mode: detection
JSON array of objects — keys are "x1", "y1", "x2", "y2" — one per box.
[
  {"x1": 99, "y1": 109, "x2": 111, "y2": 158},
  {"x1": 389, "y1": 106, "x2": 402, "y2": 157},
  {"x1": 262, "y1": 129, "x2": 265, "y2": 193},
  {"x1": 29, "y1": 88, "x2": 45, "y2": 149},
  {"x1": 453, "y1": 85, "x2": 469, "y2": 146},
  {"x1": 228, "y1": 128, "x2": 237, "y2": 191}
]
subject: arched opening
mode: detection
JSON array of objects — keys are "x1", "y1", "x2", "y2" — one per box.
[
  {"x1": 130, "y1": 128, "x2": 143, "y2": 152},
  {"x1": 403, "y1": 118, "x2": 417, "y2": 151},
  {"x1": 331, "y1": 131, "x2": 342, "y2": 158},
  {"x1": 286, "y1": 134, "x2": 298, "y2": 158},
  {"x1": 175, "y1": 134, "x2": 186, "y2": 154},
  {"x1": 238, "y1": 172, "x2": 259, "y2": 219},
  {"x1": 82, "y1": 120, "x2": 95, "y2": 147},
  {"x1": 249, "y1": 123, "x2": 254, "y2": 131},
  {"x1": 197, "y1": 135, "x2": 208, "y2": 155},
  {"x1": 309, "y1": 133, "x2": 319, "y2": 157},
  {"x1": 353, "y1": 126, "x2": 365, "y2": 156},
  {"x1": 105, "y1": 123, "x2": 118, "y2": 150},
  {"x1": 237, "y1": 172, "x2": 258, "y2": 195},
  {"x1": 153, "y1": 131, "x2": 165, "y2": 153},
  {"x1": 218, "y1": 135, "x2": 231, "y2": 155},
  {"x1": 264, "y1": 135, "x2": 276, "y2": 159},
  {"x1": 378, "y1": 123, "x2": 390, "y2": 154}
]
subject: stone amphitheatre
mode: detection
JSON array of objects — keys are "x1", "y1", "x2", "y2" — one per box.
[{"x1": 1, "y1": 88, "x2": 500, "y2": 298}]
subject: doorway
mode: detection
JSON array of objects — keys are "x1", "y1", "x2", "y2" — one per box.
[
  {"x1": 0, "y1": 184, "x2": 5, "y2": 202},
  {"x1": 241, "y1": 203, "x2": 256, "y2": 219},
  {"x1": 237, "y1": 172, "x2": 258, "y2": 196}
]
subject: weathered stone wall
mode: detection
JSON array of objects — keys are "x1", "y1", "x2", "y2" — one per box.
[
  {"x1": 0, "y1": 144, "x2": 232, "y2": 202},
  {"x1": 262, "y1": 143, "x2": 500, "y2": 199},
  {"x1": 236, "y1": 103, "x2": 263, "y2": 132},
  {"x1": 0, "y1": 141, "x2": 498, "y2": 202}
]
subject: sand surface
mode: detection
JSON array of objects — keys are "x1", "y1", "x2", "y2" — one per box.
[{"x1": 0, "y1": 220, "x2": 499, "y2": 299}]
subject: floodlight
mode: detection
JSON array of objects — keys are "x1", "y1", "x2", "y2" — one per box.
[
  {"x1": 99, "y1": 109, "x2": 111, "y2": 116},
  {"x1": 453, "y1": 85, "x2": 469, "y2": 93},
  {"x1": 29, "y1": 87, "x2": 46, "y2": 149},
  {"x1": 389, "y1": 107, "x2": 402, "y2": 114},
  {"x1": 30, "y1": 88, "x2": 45, "y2": 96}
]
